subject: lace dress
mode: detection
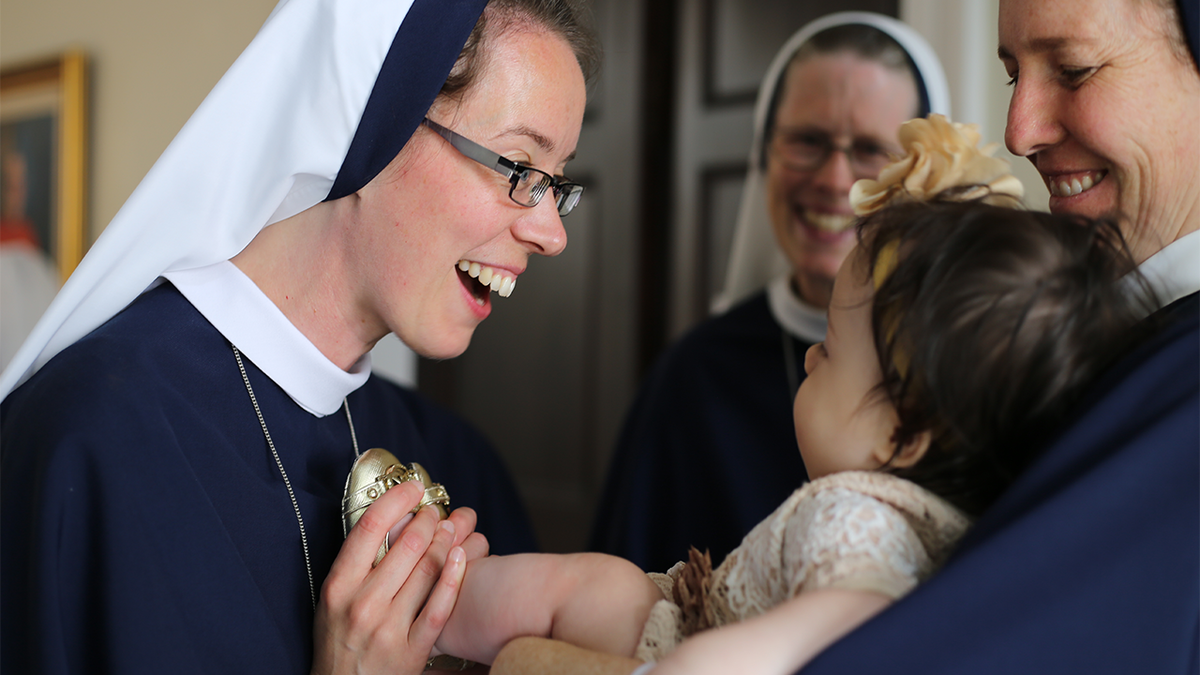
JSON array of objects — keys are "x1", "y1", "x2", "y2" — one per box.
[{"x1": 636, "y1": 471, "x2": 970, "y2": 661}]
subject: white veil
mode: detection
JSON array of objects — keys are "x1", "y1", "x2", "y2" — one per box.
[{"x1": 0, "y1": 0, "x2": 481, "y2": 398}]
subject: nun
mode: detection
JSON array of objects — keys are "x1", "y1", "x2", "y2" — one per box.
[
  {"x1": 590, "y1": 12, "x2": 950, "y2": 574},
  {"x1": 1, "y1": 0, "x2": 599, "y2": 672}
]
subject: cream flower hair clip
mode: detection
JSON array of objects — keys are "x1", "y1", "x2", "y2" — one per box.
[{"x1": 850, "y1": 114, "x2": 1024, "y2": 216}]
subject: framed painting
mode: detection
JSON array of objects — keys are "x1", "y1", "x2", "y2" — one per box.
[{"x1": 1, "y1": 51, "x2": 88, "y2": 282}]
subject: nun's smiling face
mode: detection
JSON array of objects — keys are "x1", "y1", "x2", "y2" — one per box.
[
  {"x1": 999, "y1": 0, "x2": 1200, "y2": 262},
  {"x1": 765, "y1": 52, "x2": 917, "y2": 309},
  {"x1": 351, "y1": 23, "x2": 586, "y2": 359}
]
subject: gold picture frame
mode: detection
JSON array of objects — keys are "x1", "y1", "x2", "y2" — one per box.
[{"x1": 1, "y1": 51, "x2": 88, "y2": 282}]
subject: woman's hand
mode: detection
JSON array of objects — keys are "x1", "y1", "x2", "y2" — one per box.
[{"x1": 311, "y1": 480, "x2": 490, "y2": 675}]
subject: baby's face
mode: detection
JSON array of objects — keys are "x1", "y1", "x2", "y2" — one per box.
[{"x1": 793, "y1": 245, "x2": 900, "y2": 479}]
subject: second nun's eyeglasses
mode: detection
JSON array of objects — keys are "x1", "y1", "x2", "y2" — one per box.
[
  {"x1": 770, "y1": 127, "x2": 898, "y2": 179},
  {"x1": 422, "y1": 117, "x2": 584, "y2": 217}
]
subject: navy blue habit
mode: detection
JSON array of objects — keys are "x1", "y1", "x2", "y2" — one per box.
[
  {"x1": 1, "y1": 283, "x2": 537, "y2": 674},
  {"x1": 590, "y1": 291, "x2": 811, "y2": 571},
  {"x1": 798, "y1": 293, "x2": 1199, "y2": 674}
]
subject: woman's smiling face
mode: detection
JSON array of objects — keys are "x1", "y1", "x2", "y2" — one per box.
[
  {"x1": 765, "y1": 52, "x2": 917, "y2": 308},
  {"x1": 349, "y1": 23, "x2": 586, "y2": 359},
  {"x1": 999, "y1": 0, "x2": 1200, "y2": 262}
]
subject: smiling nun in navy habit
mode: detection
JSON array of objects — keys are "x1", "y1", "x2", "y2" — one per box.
[
  {"x1": 0, "y1": 0, "x2": 601, "y2": 672},
  {"x1": 590, "y1": 12, "x2": 950, "y2": 573}
]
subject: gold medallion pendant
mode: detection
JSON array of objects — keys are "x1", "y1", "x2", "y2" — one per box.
[{"x1": 341, "y1": 448, "x2": 451, "y2": 566}]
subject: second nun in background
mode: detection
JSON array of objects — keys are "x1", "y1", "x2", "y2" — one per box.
[{"x1": 591, "y1": 12, "x2": 949, "y2": 572}]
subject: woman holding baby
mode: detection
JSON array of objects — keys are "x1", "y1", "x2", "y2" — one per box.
[{"x1": 496, "y1": 0, "x2": 1200, "y2": 672}]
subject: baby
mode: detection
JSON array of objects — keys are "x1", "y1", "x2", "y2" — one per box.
[{"x1": 426, "y1": 116, "x2": 1157, "y2": 675}]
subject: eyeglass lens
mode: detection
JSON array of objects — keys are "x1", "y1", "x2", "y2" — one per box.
[
  {"x1": 510, "y1": 167, "x2": 584, "y2": 216},
  {"x1": 773, "y1": 130, "x2": 893, "y2": 176}
]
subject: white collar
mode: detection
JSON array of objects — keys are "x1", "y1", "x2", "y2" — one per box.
[
  {"x1": 163, "y1": 261, "x2": 370, "y2": 417},
  {"x1": 766, "y1": 275, "x2": 828, "y2": 344},
  {"x1": 1138, "y1": 229, "x2": 1200, "y2": 309}
]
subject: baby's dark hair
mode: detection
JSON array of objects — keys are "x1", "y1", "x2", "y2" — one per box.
[{"x1": 858, "y1": 200, "x2": 1157, "y2": 517}]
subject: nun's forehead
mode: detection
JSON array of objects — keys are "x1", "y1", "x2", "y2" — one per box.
[{"x1": 773, "y1": 29, "x2": 924, "y2": 118}]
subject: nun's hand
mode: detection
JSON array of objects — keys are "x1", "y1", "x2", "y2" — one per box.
[{"x1": 311, "y1": 481, "x2": 489, "y2": 675}]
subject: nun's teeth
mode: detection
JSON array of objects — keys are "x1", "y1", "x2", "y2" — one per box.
[
  {"x1": 1054, "y1": 180, "x2": 1083, "y2": 197},
  {"x1": 1050, "y1": 171, "x2": 1105, "y2": 197},
  {"x1": 456, "y1": 260, "x2": 518, "y2": 299},
  {"x1": 805, "y1": 211, "x2": 855, "y2": 233}
]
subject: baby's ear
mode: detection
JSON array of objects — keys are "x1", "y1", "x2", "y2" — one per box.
[{"x1": 874, "y1": 429, "x2": 931, "y2": 469}]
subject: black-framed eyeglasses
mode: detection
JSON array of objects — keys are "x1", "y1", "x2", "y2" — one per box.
[
  {"x1": 770, "y1": 128, "x2": 897, "y2": 178},
  {"x1": 422, "y1": 117, "x2": 584, "y2": 217}
]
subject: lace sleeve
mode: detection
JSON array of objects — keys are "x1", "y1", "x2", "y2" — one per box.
[
  {"x1": 638, "y1": 474, "x2": 962, "y2": 659},
  {"x1": 783, "y1": 486, "x2": 929, "y2": 600}
]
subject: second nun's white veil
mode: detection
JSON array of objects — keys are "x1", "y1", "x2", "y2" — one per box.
[
  {"x1": 0, "y1": 0, "x2": 485, "y2": 398},
  {"x1": 713, "y1": 12, "x2": 950, "y2": 313}
]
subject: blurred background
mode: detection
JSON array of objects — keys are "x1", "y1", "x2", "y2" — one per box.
[{"x1": 0, "y1": 0, "x2": 1047, "y2": 552}]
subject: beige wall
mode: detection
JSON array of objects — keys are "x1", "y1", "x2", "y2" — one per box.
[
  {"x1": 1, "y1": 0, "x2": 278, "y2": 243},
  {"x1": 902, "y1": 0, "x2": 1050, "y2": 210}
]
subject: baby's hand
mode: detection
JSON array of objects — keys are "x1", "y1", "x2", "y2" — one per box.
[
  {"x1": 439, "y1": 505, "x2": 491, "y2": 561},
  {"x1": 433, "y1": 555, "x2": 528, "y2": 664}
]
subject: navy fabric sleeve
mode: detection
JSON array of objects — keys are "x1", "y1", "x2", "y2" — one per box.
[
  {"x1": 589, "y1": 293, "x2": 810, "y2": 571},
  {"x1": 798, "y1": 294, "x2": 1199, "y2": 674},
  {"x1": 2, "y1": 289, "x2": 311, "y2": 675}
]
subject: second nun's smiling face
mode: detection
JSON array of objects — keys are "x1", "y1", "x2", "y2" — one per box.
[
  {"x1": 765, "y1": 51, "x2": 917, "y2": 308},
  {"x1": 350, "y1": 23, "x2": 587, "y2": 360}
]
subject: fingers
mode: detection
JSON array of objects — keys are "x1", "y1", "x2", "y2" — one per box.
[
  {"x1": 349, "y1": 481, "x2": 427, "y2": 569},
  {"x1": 313, "y1": 483, "x2": 473, "y2": 675},
  {"x1": 408, "y1": 546, "x2": 468, "y2": 652},
  {"x1": 324, "y1": 480, "x2": 427, "y2": 601},
  {"x1": 444, "y1": 506, "x2": 488, "y2": 559},
  {"x1": 385, "y1": 512, "x2": 415, "y2": 552},
  {"x1": 446, "y1": 507, "x2": 477, "y2": 548},
  {"x1": 460, "y1": 532, "x2": 490, "y2": 561},
  {"x1": 366, "y1": 505, "x2": 443, "y2": 601}
]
